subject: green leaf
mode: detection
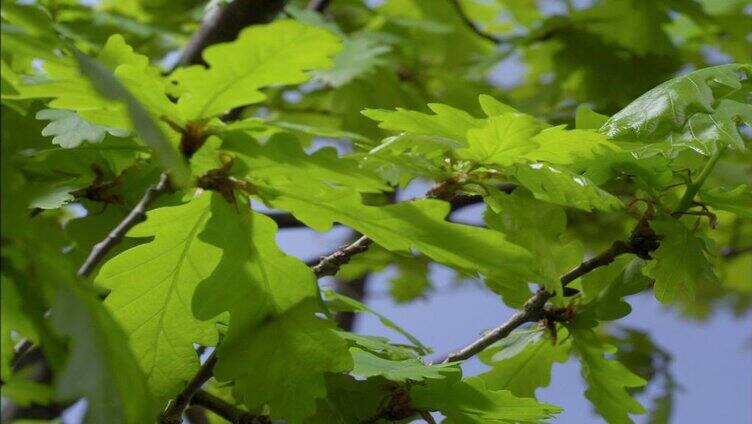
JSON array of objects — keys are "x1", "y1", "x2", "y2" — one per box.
[
  {"x1": 644, "y1": 216, "x2": 718, "y2": 303},
  {"x1": 323, "y1": 289, "x2": 429, "y2": 355},
  {"x1": 215, "y1": 300, "x2": 352, "y2": 422},
  {"x1": 312, "y1": 34, "x2": 391, "y2": 87},
  {"x1": 575, "y1": 105, "x2": 609, "y2": 130},
  {"x1": 511, "y1": 162, "x2": 623, "y2": 211},
  {"x1": 338, "y1": 332, "x2": 422, "y2": 360},
  {"x1": 580, "y1": 258, "x2": 651, "y2": 323},
  {"x1": 524, "y1": 126, "x2": 619, "y2": 166},
  {"x1": 350, "y1": 348, "x2": 459, "y2": 382},
  {"x1": 190, "y1": 196, "x2": 351, "y2": 421},
  {"x1": 51, "y1": 283, "x2": 156, "y2": 424},
  {"x1": 224, "y1": 132, "x2": 388, "y2": 193},
  {"x1": 571, "y1": 327, "x2": 646, "y2": 424},
  {"x1": 36, "y1": 109, "x2": 129, "y2": 148},
  {"x1": 458, "y1": 112, "x2": 544, "y2": 167},
  {"x1": 304, "y1": 374, "x2": 390, "y2": 424},
  {"x1": 411, "y1": 376, "x2": 562, "y2": 423},
  {"x1": 478, "y1": 94, "x2": 521, "y2": 117},
  {"x1": 362, "y1": 103, "x2": 484, "y2": 144},
  {"x1": 572, "y1": 0, "x2": 673, "y2": 55},
  {"x1": 334, "y1": 245, "x2": 393, "y2": 281},
  {"x1": 96, "y1": 192, "x2": 221, "y2": 402},
  {"x1": 389, "y1": 255, "x2": 431, "y2": 303},
  {"x1": 485, "y1": 189, "x2": 584, "y2": 294},
  {"x1": 1, "y1": 377, "x2": 54, "y2": 408},
  {"x1": 478, "y1": 329, "x2": 570, "y2": 398},
  {"x1": 191, "y1": 193, "x2": 318, "y2": 331},
  {"x1": 608, "y1": 328, "x2": 676, "y2": 424},
  {"x1": 11, "y1": 34, "x2": 176, "y2": 132},
  {"x1": 700, "y1": 184, "x2": 752, "y2": 218},
  {"x1": 601, "y1": 64, "x2": 752, "y2": 152},
  {"x1": 665, "y1": 98, "x2": 752, "y2": 154},
  {"x1": 70, "y1": 47, "x2": 191, "y2": 186},
  {"x1": 170, "y1": 20, "x2": 341, "y2": 119},
  {"x1": 1, "y1": 274, "x2": 37, "y2": 378},
  {"x1": 262, "y1": 181, "x2": 533, "y2": 280},
  {"x1": 580, "y1": 147, "x2": 673, "y2": 187}
]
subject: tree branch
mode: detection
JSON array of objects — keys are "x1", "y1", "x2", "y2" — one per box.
[
  {"x1": 447, "y1": 0, "x2": 502, "y2": 43},
  {"x1": 440, "y1": 169, "x2": 738, "y2": 365},
  {"x1": 158, "y1": 233, "x2": 372, "y2": 423},
  {"x1": 307, "y1": 0, "x2": 332, "y2": 12},
  {"x1": 268, "y1": 211, "x2": 305, "y2": 228},
  {"x1": 440, "y1": 240, "x2": 634, "y2": 363},
  {"x1": 190, "y1": 390, "x2": 263, "y2": 424},
  {"x1": 312, "y1": 235, "x2": 372, "y2": 278},
  {"x1": 178, "y1": 0, "x2": 289, "y2": 67},
  {"x1": 720, "y1": 245, "x2": 752, "y2": 259},
  {"x1": 160, "y1": 353, "x2": 218, "y2": 424},
  {"x1": 77, "y1": 173, "x2": 171, "y2": 277},
  {"x1": 79, "y1": 0, "x2": 296, "y2": 279}
]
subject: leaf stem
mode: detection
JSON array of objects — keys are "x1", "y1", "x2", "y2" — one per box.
[{"x1": 674, "y1": 146, "x2": 726, "y2": 214}]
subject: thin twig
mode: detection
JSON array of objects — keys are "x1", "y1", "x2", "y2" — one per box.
[
  {"x1": 721, "y1": 245, "x2": 752, "y2": 259},
  {"x1": 190, "y1": 390, "x2": 262, "y2": 424},
  {"x1": 440, "y1": 157, "x2": 731, "y2": 364},
  {"x1": 160, "y1": 353, "x2": 218, "y2": 424},
  {"x1": 312, "y1": 235, "x2": 372, "y2": 278},
  {"x1": 77, "y1": 173, "x2": 171, "y2": 277},
  {"x1": 307, "y1": 0, "x2": 332, "y2": 12},
  {"x1": 177, "y1": 0, "x2": 289, "y2": 68},
  {"x1": 447, "y1": 0, "x2": 502, "y2": 43},
  {"x1": 419, "y1": 410, "x2": 437, "y2": 424},
  {"x1": 308, "y1": 184, "x2": 517, "y2": 277},
  {"x1": 440, "y1": 240, "x2": 634, "y2": 363},
  {"x1": 267, "y1": 211, "x2": 305, "y2": 228}
]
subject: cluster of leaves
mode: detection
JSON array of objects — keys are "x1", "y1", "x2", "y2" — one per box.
[{"x1": 1, "y1": 1, "x2": 750, "y2": 424}]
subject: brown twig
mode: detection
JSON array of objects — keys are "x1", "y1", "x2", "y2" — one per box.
[
  {"x1": 177, "y1": 0, "x2": 289, "y2": 68},
  {"x1": 307, "y1": 180, "x2": 493, "y2": 278},
  {"x1": 77, "y1": 173, "x2": 171, "y2": 277},
  {"x1": 190, "y1": 390, "x2": 266, "y2": 424},
  {"x1": 440, "y1": 240, "x2": 636, "y2": 363},
  {"x1": 312, "y1": 235, "x2": 372, "y2": 278},
  {"x1": 160, "y1": 353, "x2": 218, "y2": 424},
  {"x1": 446, "y1": 0, "x2": 502, "y2": 43},
  {"x1": 420, "y1": 410, "x2": 438, "y2": 424},
  {"x1": 720, "y1": 245, "x2": 752, "y2": 259},
  {"x1": 307, "y1": 0, "x2": 332, "y2": 12}
]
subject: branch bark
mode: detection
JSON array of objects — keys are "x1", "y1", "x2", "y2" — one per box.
[
  {"x1": 440, "y1": 156, "x2": 731, "y2": 364},
  {"x1": 77, "y1": 173, "x2": 171, "y2": 277},
  {"x1": 720, "y1": 245, "x2": 752, "y2": 259},
  {"x1": 447, "y1": 0, "x2": 502, "y2": 43},
  {"x1": 178, "y1": 0, "x2": 289, "y2": 67},
  {"x1": 312, "y1": 235, "x2": 372, "y2": 278},
  {"x1": 160, "y1": 353, "x2": 218, "y2": 424},
  {"x1": 79, "y1": 0, "x2": 294, "y2": 278},
  {"x1": 190, "y1": 390, "x2": 263, "y2": 424},
  {"x1": 307, "y1": 0, "x2": 332, "y2": 12},
  {"x1": 441, "y1": 240, "x2": 634, "y2": 363}
]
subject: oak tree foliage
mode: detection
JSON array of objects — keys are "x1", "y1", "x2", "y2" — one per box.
[{"x1": 1, "y1": 0, "x2": 750, "y2": 423}]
